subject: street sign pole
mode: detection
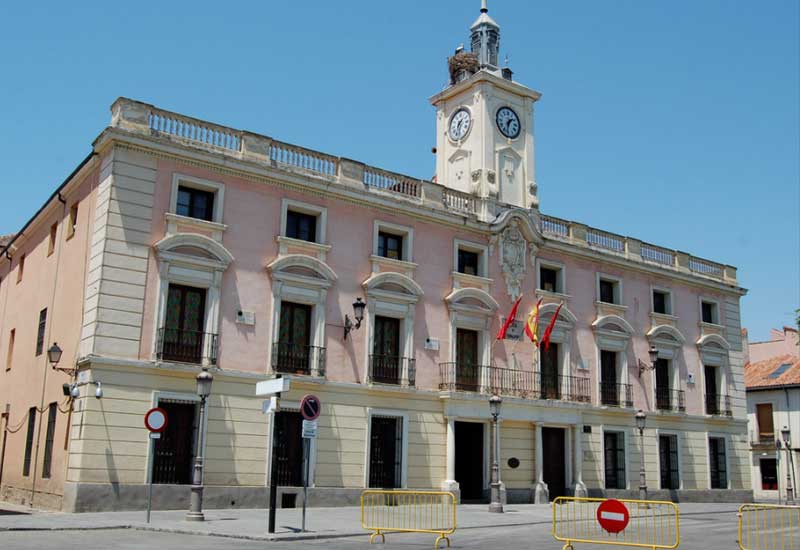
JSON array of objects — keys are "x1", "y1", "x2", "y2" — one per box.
[
  {"x1": 302, "y1": 437, "x2": 310, "y2": 532},
  {"x1": 143, "y1": 408, "x2": 167, "y2": 524},
  {"x1": 146, "y1": 432, "x2": 160, "y2": 523},
  {"x1": 268, "y1": 378, "x2": 281, "y2": 534}
]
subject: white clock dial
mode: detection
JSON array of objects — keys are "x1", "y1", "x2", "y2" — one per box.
[
  {"x1": 448, "y1": 108, "x2": 472, "y2": 141},
  {"x1": 496, "y1": 107, "x2": 521, "y2": 139}
]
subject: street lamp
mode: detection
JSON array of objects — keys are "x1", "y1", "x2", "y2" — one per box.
[
  {"x1": 782, "y1": 426, "x2": 794, "y2": 504},
  {"x1": 186, "y1": 368, "x2": 213, "y2": 521},
  {"x1": 636, "y1": 410, "x2": 647, "y2": 502},
  {"x1": 344, "y1": 297, "x2": 366, "y2": 340},
  {"x1": 489, "y1": 395, "x2": 503, "y2": 513},
  {"x1": 48, "y1": 343, "x2": 63, "y2": 367}
]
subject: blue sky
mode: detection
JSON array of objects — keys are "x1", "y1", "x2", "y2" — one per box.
[{"x1": 0, "y1": 1, "x2": 797, "y2": 341}]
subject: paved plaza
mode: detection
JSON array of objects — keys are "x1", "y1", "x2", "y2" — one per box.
[{"x1": 0, "y1": 502, "x2": 751, "y2": 549}]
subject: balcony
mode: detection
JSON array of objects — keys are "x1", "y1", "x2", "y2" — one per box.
[
  {"x1": 705, "y1": 393, "x2": 733, "y2": 417},
  {"x1": 439, "y1": 363, "x2": 490, "y2": 394},
  {"x1": 656, "y1": 387, "x2": 686, "y2": 412},
  {"x1": 368, "y1": 355, "x2": 416, "y2": 387},
  {"x1": 535, "y1": 372, "x2": 591, "y2": 403},
  {"x1": 600, "y1": 382, "x2": 634, "y2": 408},
  {"x1": 750, "y1": 431, "x2": 776, "y2": 447},
  {"x1": 272, "y1": 342, "x2": 326, "y2": 377},
  {"x1": 156, "y1": 328, "x2": 218, "y2": 365}
]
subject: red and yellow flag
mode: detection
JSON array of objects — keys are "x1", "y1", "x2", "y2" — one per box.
[
  {"x1": 524, "y1": 298, "x2": 543, "y2": 344},
  {"x1": 496, "y1": 295, "x2": 523, "y2": 340}
]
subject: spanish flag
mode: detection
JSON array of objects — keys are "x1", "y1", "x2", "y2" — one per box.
[{"x1": 524, "y1": 298, "x2": 543, "y2": 344}]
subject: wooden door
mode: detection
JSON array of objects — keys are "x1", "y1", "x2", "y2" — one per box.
[
  {"x1": 455, "y1": 422, "x2": 485, "y2": 501},
  {"x1": 163, "y1": 285, "x2": 207, "y2": 363},
  {"x1": 704, "y1": 365, "x2": 718, "y2": 414},
  {"x1": 659, "y1": 434, "x2": 679, "y2": 490},
  {"x1": 372, "y1": 316, "x2": 401, "y2": 384},
  {"x1": 540, "y1": 343, "x2": 560, "y2": 399},
  {"x1": 542, "y1": 427, "x2": 566, "y2": 500},
  {"x1": 456, "y1": 329, "x2": 480, "y2": 391},
  {"x1": 274, "y1": 411, "x2": 304, "y2": 487},
  {"x1": 369, "y1": 416, "x2": 401, "y2": 489},
  {"x1": 152, "y1": 402, "x2": 196, "y2": 484},
  {"x1": 655, "y1": 358, "x2": 670, "y2": 409},
  {"x1": 600, "y1": 350, "x2": 617, "y2": 405},
  {"x1": 277, "y1": 302, "x2": 312, "y2": 373}
]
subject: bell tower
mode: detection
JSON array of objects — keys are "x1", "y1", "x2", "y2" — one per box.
[{"x1": 430, "y1": 1, "x2": 541, "y2": 214}]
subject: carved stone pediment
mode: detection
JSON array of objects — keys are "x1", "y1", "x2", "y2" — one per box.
[{"x1": 499, "y1": 222, "x2": 526, "y2": 301}]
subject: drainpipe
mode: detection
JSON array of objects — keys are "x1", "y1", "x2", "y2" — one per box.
[{"x1": 0, "y1": 404, "x2": 9, "y2": 488}]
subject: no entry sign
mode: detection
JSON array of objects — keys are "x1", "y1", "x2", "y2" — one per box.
[
  {"x1": 144, "y1": 408, "x2": 168, "y2": 433},
  {"x1": 597, "y1": 499, "x2": 630, "y2": 534},
  {"x1": 300, "y1": 394, "x2": 322, "y2": 421}
]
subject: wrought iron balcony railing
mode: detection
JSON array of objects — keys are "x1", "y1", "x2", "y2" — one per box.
[
  {"x1": 705, "y1": 393, "x2": 733, "y2": 417},
  {"x1": 156, "y1": 328, "x2": 217, "y2": 365},
  {"x1": 600, "y1": 382, "x2": 634, "y2": 408},
  {"x1": 272, "y1": 342, "x2": 326, "y2": 377},
  {"x1": 439, "y1": 362, "x2": 487, "y2": 393},
  {"x1": 368, "y1": 355, "x2": 416, "y2": 387},
  {"x1": 655, "y1": 387, "x2": 686, "y2": 412},
  {"x1": 534, "y1": 372, "x2": 591, "y2": 403}
]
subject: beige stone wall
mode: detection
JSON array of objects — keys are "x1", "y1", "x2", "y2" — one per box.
[{"x1": 500, "y1": 421, "x2": 534, "y2": 490}]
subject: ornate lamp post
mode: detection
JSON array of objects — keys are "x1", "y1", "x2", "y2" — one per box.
[
  {"x1": 782, "y1": 426, "x2": 794, "y2": 504},
  {"x1": 344, "y1": 298, "x2": 366, "y2": 340},
  {"x1": 489, "y1": 395, "x2": 503, "y2": 513},
  {"x1": 636, "y1": 410, "x2": 647, "y2": 502},
  {"x1": 186, "y1": 368, "x2": 213, "y2": 521}
]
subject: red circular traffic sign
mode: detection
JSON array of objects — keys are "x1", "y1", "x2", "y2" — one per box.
[
  {"x1": 597, "y1": 499, "x2": 630, "y2": 534},
  {"x1": 144, "y1": 408, "x2": 168, "y2": 433},
  {"x1": 300, "y1": 395, "x2": 322, "y2": 421}
]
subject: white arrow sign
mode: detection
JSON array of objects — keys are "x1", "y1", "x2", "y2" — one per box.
[{"x1": 256, "y1": 378, "x2": 291, "y2": 396}]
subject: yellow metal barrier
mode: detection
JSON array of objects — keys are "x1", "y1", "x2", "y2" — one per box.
[
  {"x1": 552, "y1": 497, "x2": 680, "y2": 550},
  {"x1": 360, "y1": 490, "x2": 456, "y2": 549},
  {"x1": 738, "y1": 504, "x2": 800, "y2": 550}
]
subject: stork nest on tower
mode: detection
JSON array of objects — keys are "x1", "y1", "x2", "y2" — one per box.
[{"x1": 448, "y1": 52, "x2": 479, "y2": 84}]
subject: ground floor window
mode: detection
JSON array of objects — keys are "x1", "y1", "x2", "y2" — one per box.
[
  {"x1": 604, "y1": 431, "x2": 626, "y2": 489},
  {"x1": 760, "y1": 458, "x2": 778, "y2": 490},
  {"x1": 708, "y1": 437, "x2": 727, "y2": 489},
  {"x1": 659, "y1": 434, "x2": 680, "y2": 490},
  {"x1": 151, "y1": 401, "x2": 197, "y2": 484},
  {"x1": 274, "y1": 410, "x2": 304, "y2": 487},
  {"x1": 41, "y1": 403, "x2": 58, "y2": 479},
  {"x1": 22, "y1": 407, "x2": 36, "y2": 477},
  {"x1": 369, "y1": 415, "x2": 403, "y2": 489}
]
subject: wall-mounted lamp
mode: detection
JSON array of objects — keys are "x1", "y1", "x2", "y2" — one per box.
[
  {"x1": 344, "y1": 298, "x2": 366, "y2": 340},
  {"x1": 638, "y1": 345, "x2": 659, "y2": 377}
]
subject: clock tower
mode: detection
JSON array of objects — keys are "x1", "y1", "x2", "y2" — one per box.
[{"x1": 430, "y1": 0, "x2": 541, "y2": 216}]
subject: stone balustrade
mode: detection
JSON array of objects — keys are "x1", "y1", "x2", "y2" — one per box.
[{"x1": 109, "y1": 97, "x2": 739, "y2": 287}]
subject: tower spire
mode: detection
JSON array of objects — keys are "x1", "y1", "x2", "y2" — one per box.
[
  {"x1": 471, "y1": 0, "x2": 500, "y2": 69},
  {"x1": 481, "y1": 0, "x2": 488, "y2": 13}
]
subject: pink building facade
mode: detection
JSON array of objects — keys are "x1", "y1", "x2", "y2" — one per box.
[{"x1": 0, "y1": 4, "x2": 751, "y2": 511}]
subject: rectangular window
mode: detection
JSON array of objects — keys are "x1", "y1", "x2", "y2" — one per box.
[
  {"x1": 369, "y1": 415, "x2": 403, "y2": 489},
  {"x1": 604, "y1": 431, "x2": 626, "y2": 489},
  {"x1": 36, "y1": 308, "x2": 47, "y2": 357},
  {"x1": 540, "y1": 266, "x2": 559, "y2": 293},
  {"x1": 42, "y1": 403, "x2": 57, "y2": 479},
  {"x1": 48, "y1": 223, "x2": 58, "y2": 256},
  {"x1": 67, "y1": 204, "x2": 79, "y2": 239},
  {"x1": 285, "y1": 210, "x2": 318, "y2": 243},
  {"x1": 273, "y1": 410, "x2": 304, "y2": 487},
  {"x1": 756, "y1": 404, "x2": 774, "y2": 440},
  {"x1": 17, "y1": 254, "x2": 25, "y2": 284},
  {"x1": 377, "y1": 232, "x2": 403, "y2": 261},
  {"x1": 23, "y1": 407, "x2": 36, "y2": 477},
  {"x1": 160, "y1": 285, "x2": 207, "y2": 364},
  {"x1": 176, "y1": 186, "x2": 215, "y2": 222},
  {"x1": 655, "y1": 358, "x2": 671, "y2": 410},
  {"x1": 600, "y1": 350, "x2": 618, "y2": 406},
  {"x1": 457, "y1": 249, "x2": 480, "y2": 276},
  {"x1": 151, "y1": 401, "x2": 197, "y2": 485},
  {"x1": 275, "y1": 302, "x2": 313, "y2": 375},
  {"x1": 6, "y1": 329, "x2": 15, "y2": 371},
  {"x1": 599, "y1": 278, "x2": 618, "y2": 304},
  {"x1": 653, "y1": 290, "x2": 670, "y2": 315},
  {"x1": 701, "y1": 301, "x2": 718, "y2": 324},
  {"x1": 709, "y1": 437, "x2": 727, "y2": 489},
  {"x1": 760, "y1": 458, "x2": 778, "y2": 491},
  {"x1": 659, "y1": 434, "x2": 680, "y2": 490},
  {"x1": 455, "y1": 328, "x2": 480, "y2": 391}
]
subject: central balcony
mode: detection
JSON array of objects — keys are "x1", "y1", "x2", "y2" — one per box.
[
  {"x1": 438, "y1": 363, "x2": 590, "y2": 403},
  {"x1": 655, "y1": 387, "x2": 686, "y2": 412},
  {"x1": 272, "y1": 342, "x2": 326, "y2": 377},
  {"x1": 600, "y1": 382, "x2": 634, "y2": 408},
  {"x1": 705, "y1": 393, "x2": 733, "y2": 417},
  {"x1": 368, "y1": 355, "x2": 416, "y2": 387},
  {"x1": 156, "y1": 328, "x2": 218, "y2": 365}
]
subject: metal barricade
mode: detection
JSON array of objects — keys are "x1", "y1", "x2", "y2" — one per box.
[
  {"x1": 738, "y1": 504, "x2": 800, "y2": 550},
  {"x1": 552, "y1": 497, "x2": 680, "y2": 550},
  {"x1": 361, "y1": 490, "x2": 456, "y2": 549}
]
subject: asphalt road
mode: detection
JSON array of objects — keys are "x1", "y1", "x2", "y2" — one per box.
[{"x1": 1, "y1": 508, "x2": 743, "y2": 550}]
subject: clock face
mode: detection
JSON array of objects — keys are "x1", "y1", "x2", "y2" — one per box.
[
  {"x1": 496, "y1": 107, "x2": 521, "y2": 139},
  {"x1": 448, "y1": 108, "x2": 472, "y2": 141}
]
